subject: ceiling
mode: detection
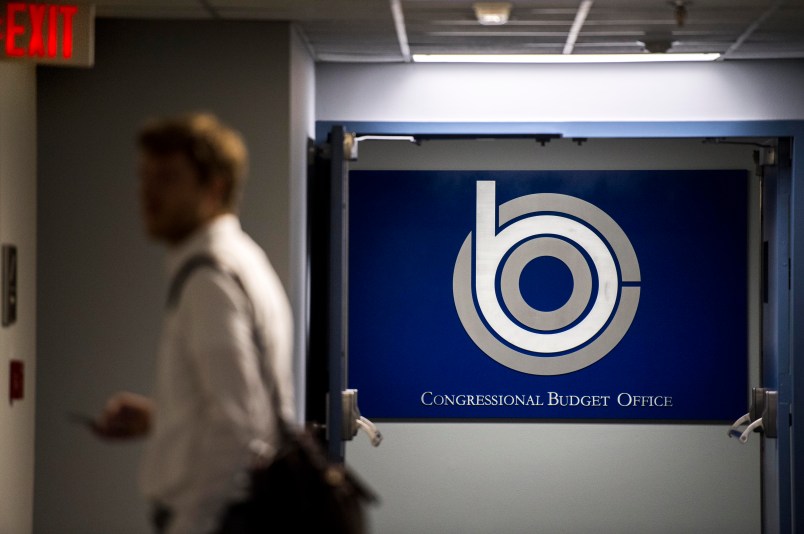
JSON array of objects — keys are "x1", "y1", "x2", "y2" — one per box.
[{"x1": 92, "y1": 0, "x2": 804, "y2": 62}]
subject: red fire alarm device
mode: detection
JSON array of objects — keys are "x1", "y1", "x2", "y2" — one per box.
[{"x1": 10, "y1": 360, "x2": 24, "y2": 402}]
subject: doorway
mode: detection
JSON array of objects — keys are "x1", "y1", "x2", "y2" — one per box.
[{"x1": 312, "y1": 134, "x2": 775, "y2": 533}]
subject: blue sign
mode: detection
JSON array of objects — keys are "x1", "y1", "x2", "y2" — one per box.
[{"x1": 348, "y1": 170, "x2": 749, "y2": 420}]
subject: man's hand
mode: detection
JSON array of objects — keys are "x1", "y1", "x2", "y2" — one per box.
[{"x1": 94, "y1": 391, "x2": 154, "y2": 440}]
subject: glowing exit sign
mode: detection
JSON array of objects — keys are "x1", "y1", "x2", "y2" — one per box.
[{"x1": 0, "y1": 2, "x2": 94, "y2": 66}]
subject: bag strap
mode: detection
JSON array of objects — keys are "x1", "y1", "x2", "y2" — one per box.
[
  {"x1": 168, "y1": 255, "x2": 382, "y2": 506},
  {"x1": 166, "y1": 254, "x2": 294, "y2": 441}
]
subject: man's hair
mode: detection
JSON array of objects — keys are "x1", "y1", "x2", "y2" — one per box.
[{"x1": 137, "y1": 112, "x2": 248, "y2": 212}]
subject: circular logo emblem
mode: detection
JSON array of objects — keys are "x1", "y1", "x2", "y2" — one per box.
[{"x1": 453, "y1": 181, "x2": 641, "y2": 375}]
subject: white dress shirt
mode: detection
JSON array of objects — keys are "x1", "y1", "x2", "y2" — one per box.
[{"x1": 139, "y1": 214, "x2": 295, "y2": 534}]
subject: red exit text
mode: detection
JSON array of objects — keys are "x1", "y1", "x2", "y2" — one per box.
[{"x1": 1, "y1": 2, "x2": 79, "y2": 60}]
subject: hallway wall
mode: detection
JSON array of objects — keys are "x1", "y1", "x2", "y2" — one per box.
[{"x1": 0, "y1": 61, "x2": 37, "y2": 534}]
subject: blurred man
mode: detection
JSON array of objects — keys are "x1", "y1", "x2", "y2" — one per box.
[{"x1": 94, "y1": 112, "x2": 295, "y2": 534}]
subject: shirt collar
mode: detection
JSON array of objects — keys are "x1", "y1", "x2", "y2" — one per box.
[{"x1": 165, "y1": 213, "x2": 241, "y2": 278}]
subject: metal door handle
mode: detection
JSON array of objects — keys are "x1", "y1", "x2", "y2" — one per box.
[
  {"x1": 342, "y1": 389, "x2": 383, "y2": 447},
  {"x1": 356, "y1": 416, "x2": 383, "y2": 447},
  {"x1": 728, "y1": 413, "x2": 751, "y2": 439},
  {"x1": 730, "y1": 416, "x2": 764, "y2": 444},
  {"x1": 728, "y1": 387, "x2": 777, "y2": 443}
]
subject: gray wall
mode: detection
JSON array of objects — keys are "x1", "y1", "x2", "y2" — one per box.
[
  {"x1": 0, "y1": 61, "x2": 37, "y2": 534},
  {"x1": 35, "y1": 19, "x2": 312, "y2": 534}
]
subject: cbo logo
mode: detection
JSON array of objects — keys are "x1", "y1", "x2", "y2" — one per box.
[{"x1": 453, "y1": 181, "x2": 641, "y2": 375}]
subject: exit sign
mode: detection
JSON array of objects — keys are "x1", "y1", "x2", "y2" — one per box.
[{"x1": 0, "y1": 2, "x2": 94, "y2": 66}]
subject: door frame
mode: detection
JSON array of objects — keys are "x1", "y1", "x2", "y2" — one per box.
[{"x1": 313, "y1": 119, "x2": 804, "y2": 531}]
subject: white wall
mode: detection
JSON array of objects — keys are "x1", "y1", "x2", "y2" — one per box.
[
  {"x1": 317, "y1": 59, "x2": 804, "y2": 122},
  {"x1": 0, "y1": 61, "x2": 37, "y2": 534},
  {"x1": 35, "y1": 19, "x2": 312, "y2": 534},
  {"x1": 313, "y1": 59, "x2": 804, "y2": 533},
  {"x1": 289, "y1": 26, "x2": 316, "y2": 421}
]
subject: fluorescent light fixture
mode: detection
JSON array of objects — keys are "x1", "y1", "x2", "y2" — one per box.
[
  {"x1": 564, "y1": 0, "x2": 594, "y2": 55},
  {"x1": 473, "y1": 2, "x2": 512, "y2": 25},
  {"x1": 412, "y1": 53, "x2": 721, "y2": 63}
]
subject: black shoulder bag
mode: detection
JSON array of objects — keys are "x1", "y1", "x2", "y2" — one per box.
[{"x1": 168, "y1": 255, "x2": 379, "y2": 534}]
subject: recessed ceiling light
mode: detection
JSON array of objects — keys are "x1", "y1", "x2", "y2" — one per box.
[{"x1": 473, "y1": 2, "x2": 512, "y2": 25}]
